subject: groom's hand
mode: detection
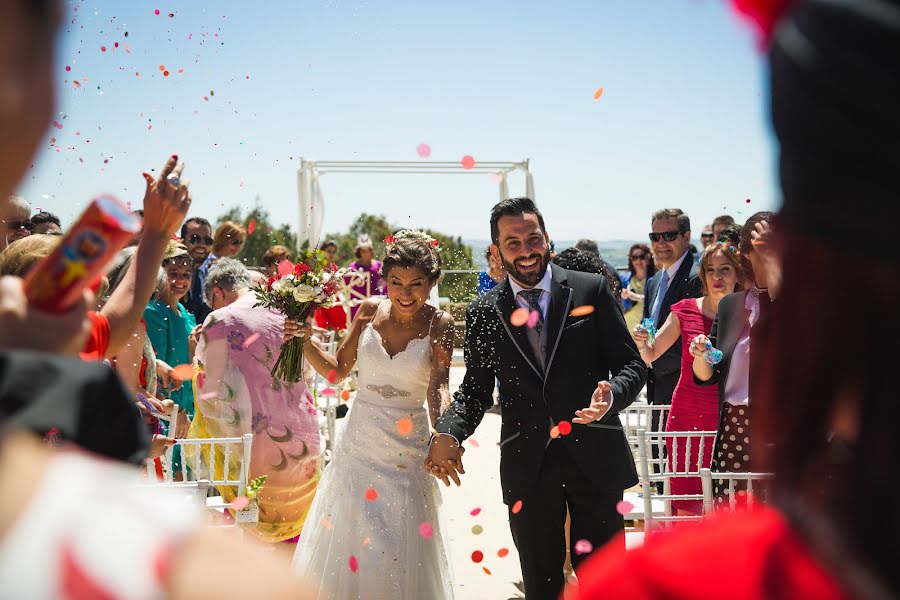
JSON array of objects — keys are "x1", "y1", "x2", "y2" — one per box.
[
  {"x1": 424, "y1": 434, "x2": 464, "y2": 487},
  {"x1": 573, "y1": 380, "x2": 613, "y2": 424}
]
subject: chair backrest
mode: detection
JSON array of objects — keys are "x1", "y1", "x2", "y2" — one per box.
[
  {"x1": 174, "y1": 433, "x2": 253, "y2": 497},
  {"x1": 637, "y1": 429, "x2": 717, "y2": 531},
  {"x1": 620, "y1": 403, "x2": 670, "y2": 451},
  {"x1": 700, "y1": 468, "x2": 773, "y2": 514}
]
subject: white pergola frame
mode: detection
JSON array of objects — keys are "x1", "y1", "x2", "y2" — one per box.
[{"x1": 296, "y1": 158, "x2": 535, "y2": 248}]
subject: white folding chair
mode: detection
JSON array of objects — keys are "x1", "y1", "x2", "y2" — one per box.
[
  {"x1": 620, "y1": 403, "x2": 670, "y2": 458},
  {"x1": 700, "y1": 468, "x2": 773, "y2": 513},
  {"x1": 310, "y1": 331, "x2": 340, "y2": 464},
  {"x1": 637, "y1": 430, "x2": 717, "y2": 531}
]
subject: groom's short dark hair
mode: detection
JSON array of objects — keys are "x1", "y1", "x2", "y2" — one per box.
[{"x1": 490, "y1": 197, "x2": 546, "y2": 244}]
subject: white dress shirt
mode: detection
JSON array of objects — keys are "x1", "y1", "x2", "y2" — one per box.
[{"x1": 661, "y1": 249, "x2": 690, "y2": 284}]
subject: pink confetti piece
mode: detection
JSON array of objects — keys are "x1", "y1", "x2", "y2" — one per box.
[
  {"x1": 242, "y1": 332, "x2": 261, "y2": 348},
  {"x1": 460, "y1": 155, "x2": 476, "y2": 170},
  {"x1": 231, "y1": 496, "x2": 250, "y2": 510},
  {"x1": 468, "y1": 439, "x2": 480, "y2": 448},
  {"x1": 247, "y1": 219, "x2": 257, "y2": 235},
  {"x1": 510, "y1": 307, "x2": 529, "y2": 327},
  {"x1": 616, "y1": 500, "x2": 635, "y2": 515},
  {"x1": 416, "y1": 143, "x2": 432, "y2": 158},
  {"x1": 348, "y1": 555, "x2": 359, "y2": 573},
  {"x1": 419, "y1": 522, "x2": 433, "y2": 539},
  {"x1": 488, "y1": 172, "x2": 503, "y2": 183},
  {"x1": 65, "y1": 66, "x2": 71, "y2": 72},
  {"x1": 277, "y1": 259, "x2": 294, "y2": 277},
  {"x1": 321, "y1": 517, "x2": 333, "y2": 529},
  {"x1": 470, "y1": 507, "x2": 482, "y2": 516},
  {"x1": 526, "y1": 310, "x2": 539, "y2": 329},
  {"x1": 52, "y1": 121, "x2": 63, "y2": 130},
  {"x1": 154, "y1": 9, "x2": 160, "y2": 15},
  {"x1": 321, "y1": 387, "x2": 337, "y2": 395},
  {"x1": 199, "y1": 391, "x2": 218, "y2": 401},
  {"x1": 575, "y1": 539, "x2": 593, "y2": 555}
]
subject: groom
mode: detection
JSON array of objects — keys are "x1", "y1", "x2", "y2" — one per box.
[{"x1": 426, "y1": 198, "x2": 646, "y2": 599}]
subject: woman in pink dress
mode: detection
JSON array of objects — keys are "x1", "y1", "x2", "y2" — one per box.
[{"x1": 633, "y1": 243, "x2": 745, "y2": 514}]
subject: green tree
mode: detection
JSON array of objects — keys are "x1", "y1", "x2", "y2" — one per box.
[{"x1": 216, "y1": 197, "x2": 297, "y2": 267}]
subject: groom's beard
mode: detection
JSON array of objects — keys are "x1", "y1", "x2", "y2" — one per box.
[{"x1": 499, "y1": 249, "x2": 551, "y2": 287}]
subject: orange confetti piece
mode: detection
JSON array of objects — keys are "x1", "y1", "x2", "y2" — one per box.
[
  {"x1": 593, "y1": 86, "x2": 604, "y2": 100},
  {"x1": 497, "y1": 548, "x2": 510, "y2": 558},
  {"x1": 396, "y1": 417, "x2": 414, "y2": 436},
  {"x1": 510, "y1": 307, "x2": 529, "y2": 327},
  {"x1": 569, "y1": 305, "x2": 595, "y2": 317},
  {"x1": 361, "y1": 537, "x2": 370, "y2": 547},
  {"x1": 511, "y1": 500, "x2": 523, "y2": 514},
  {"x1": 482, "y1": 566, "x2": 492, "y2": 575},
  {"x1": 341, "y1": 389, "x2": 350, "y2": 401},
  {"x1": 365, "y1": 488, "x2": 378, "y2": 501},
  {"x1": 172, "y1": 364, "x2": 194, "y2": 380},
  {"x1": 550, "y1": 426, "x2": 560, "y2": 439}
]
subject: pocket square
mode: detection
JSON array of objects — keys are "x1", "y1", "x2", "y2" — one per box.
[{"x1": 563, "y1": 318, "x2": 589, "y2": 331}]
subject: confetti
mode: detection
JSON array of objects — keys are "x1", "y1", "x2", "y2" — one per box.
[
  {"x1": 470, "y1": 507, "x2": 481, "y2": 516},
  {"x1": 321, "y1": 517, "x2": 333, "y2": 529},
  {"x1": 460, "y1": 155, "x2": 476, "y2": 170},
  {"x1": 511, "y1": 500, "x2": 523, "y2": 514},
  {"x1": 488, "y1": 172, "x2": 503, "y2": 183},
  {"x1": 557, "y1": 421, "x2": 572, "y2": 436},
  {"x1": 322, "y1": 387, "x2": 337, "y2": 395},
  {"x1": 341, "y1": 389, "x2": 351, "y2": 401},
  {"x1": 471, "y1": 550, "x2": 484, "y2": 563},
  {"x1": 482, "y1": 567, "x2": 492, "y2": 575},
  {"x1": 419, "y1": 522, "x2": 433, "y2": 539},
  {"x1": 278, "y1": 259, "x2": 294, "y2": 276},
  {"x1": 416, "y1": 143, "x2": 431, "y2": 158},
  {"x1": 616, "y1": 500, "x2": 635, "y2": 515},
  {"x1": 746, "y1": 198, "x2": 752, "y2": 203},
  {"x1": 65, "y1": 66, "x2": 71, "y2": 72},
  {"x1": 497, "y1": 548, "x2": 509, "y2": 558},
  {"x1": 52, "y1": 121, "x2": 63, "y2": 130},
  {"x1": 361, "y1": 537, "x2": 370, "y2": 547},
  {"x1": 163, "y1": 70, "x2": 170, "y2": 77},
  {"x1": 396, "y1": 417, "x2": 414, "y2": 436},
  {"x1": 569, "y1": 305, "x2": 595, "y2": 317},
  {"x1": 348, "y1": 556, "x2": 359, "y2": 573},
  {"x1": 471, "y1": 525, "x2": 483, "y2": 535},
  {"x1": 574, "y1": 539, "x2": 593, "y2": 555},
  {"x1": 231, "y1": 496, "x2": 250, "y2": 510},
  {"x1": 510, "y1": 307, "x2": 529, "y2": 327},
  {"x1": 527, "y1": 310, "x2": 540, "y2": 329},
  {"x1": 468, "y1": 439, "x2": 480, "y2": 448},
  {"x1": 365, "y1": 488, "x2": 378, "y2": 501},
  {"x1": 154, "y1": 9, "x2": 160, "y2": 15},
  {"x1": 100, "y1": 46, "x2": 107, "y2": 52},
  {"x1": 247, "y1": 219, "x2": 257, "y2": 235},
  {"x1": 172, "y1": 364, "x2": 194, "y2": 380},
  {"x1": 242, "y1": 332, "x2": 261, "y2": 348},
  {"x1": 550, "y1": 426, "x2": 560, "y2": 439},
  {"x1": 158, "y1": 65, "x2": 166, "y2": 71},
  {"x1": 593, "y1": 86, "x2": 604, "y2": 100},
  {"x1": 327, "y1": 369, "x2": 337, "y2": 383}
]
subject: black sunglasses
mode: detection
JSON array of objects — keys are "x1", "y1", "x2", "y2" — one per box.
[
  {"x1": 229, "y1": 238, "x2": 243, "y2": 246},
  {"x1": 6, "y1": 220, "x2": 35, "y2": 232},
  {"x1": 630, "y1": 253, "x2": 648, "y2": 261},
  {"x1": 648, "y1": 230, "x2": 684, "y2": 243},
  {"x1": 700, "y1": 232, "x2": 714, "y2": 239},
  {"x1": 189, "y1": 234, "x2": 214, "y2": 245}
]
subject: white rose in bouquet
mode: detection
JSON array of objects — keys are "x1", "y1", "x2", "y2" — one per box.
[
  {"x1": 272, "y1": 278, "x2": 291, "y2": 296},
  {"x1": 293, "y1": 284, "x2": 316, "y2": 303}
]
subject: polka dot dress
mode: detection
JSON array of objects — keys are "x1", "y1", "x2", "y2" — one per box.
[{"x1": 712, "y1": 404, "x2": 753, "y2": 506}]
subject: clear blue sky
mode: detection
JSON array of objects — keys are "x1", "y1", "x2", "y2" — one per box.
[{"x1": 19, "y1": 0, "x2": 776, "y2": 243}]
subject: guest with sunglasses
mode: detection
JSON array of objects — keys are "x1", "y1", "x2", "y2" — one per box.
[
  {"x1": 179, "y1": 216, "x2": 214, "y2": 323},
  {"x1": 621, "y1": 243, "x2": 656, "y2": 331},
  {"x1": 191, "y1": 220, "x2": 246, "y2": 327},
  {"x1": 700, "y1": 224, "x2": 715, "y2": 249},
  {"x1": 0, "y1": 195, "x2": 33, "y2": 249},
  {"x1": 643, "y1": 208, "x2": 701, "y2": 409}
]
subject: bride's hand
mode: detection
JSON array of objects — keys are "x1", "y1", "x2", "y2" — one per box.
[
  {"x1": 424, "y1": 434, "x2": 464, "y2": 486},
  {"x1": 283, "y1": 316, "x2": 313, "y2": 343}
]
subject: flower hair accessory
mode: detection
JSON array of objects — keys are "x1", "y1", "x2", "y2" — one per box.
[
  {"x1": 384, "y1": 229, "x2": 441, "y2": 252},
  {"x1": 715, "y1": 241, "x2": 738, "y2": 253}
]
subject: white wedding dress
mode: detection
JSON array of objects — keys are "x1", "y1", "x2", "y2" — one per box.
[{"x1": 292, "y1": 320, "x2": 454, "y2": 599}]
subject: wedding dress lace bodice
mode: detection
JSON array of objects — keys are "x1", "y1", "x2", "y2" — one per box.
[{"x1": 354, "y1": 323, "x2": 432, "y2": 409}]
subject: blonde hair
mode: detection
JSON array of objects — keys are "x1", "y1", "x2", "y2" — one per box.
[
  {"x1": 212, "y1": 221, "x2": 246, "y2": 254},
  {"x1": 0, "y1": 234, "x2": 59, "y2": 277},
  {"x1": 699, "y1": 243, "x2": 745, "y2": 297}
]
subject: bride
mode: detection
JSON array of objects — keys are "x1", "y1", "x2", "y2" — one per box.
[{"x1": 291, "y1": 231, "x2": 456, "y2": 599}]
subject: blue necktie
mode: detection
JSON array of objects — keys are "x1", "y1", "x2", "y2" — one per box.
[{"x1": 650, "y1": 270, "x2": 669, "y2": 327}]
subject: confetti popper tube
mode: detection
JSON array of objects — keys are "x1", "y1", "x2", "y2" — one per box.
[{"x1": 24, "y1": 195, "x2": 142, "y2": 312}]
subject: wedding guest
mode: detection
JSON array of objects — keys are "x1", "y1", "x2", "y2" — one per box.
[
  {"x1": 30, "y1": 210, "x2": 61, "y2": 235},
  {"x1": 210, "y1": 220, "x2": 246, "y2": 259},
  {"x1": 712, "y1": 214, "x2": 736, "y2": 239},
  {"x1": 574, "y1": 238, "x2": 600, "y2": 255},
  {"x1": 477, "y1": 248, "x2": 505, "y2": 296},
  {"x1": 716, "y1": 223, "x2": 742, "y2": 247},
  {"x1": 573, "y1": 1, "x2": 898, "y2": 597},
  {"x1": 346, "y1": 234, "x2": 384, "y2": 319},
  {"x1": 180, "y1": 216, "x2": 214, "y2": 323},
  {"x1": 262, "y1": 244, "x2": 293, "y2": 277},
  {"x1": 700, "y1": 224, "x2": 715, "y2": 248},
  {"x1": 621, "y1": 243, "x2": 656, "y2": 332},
  {"x1": 552, "y1": 247, "x2": 624, "y2": 308},
  {"x1": 314, "y1": 241, "x2": 350, "y2": 331},
  {"x1": 319, "y1": 239, "x2": 339, "y2": 263},
  {"x1": 190, "y1": 258, "x2": 322, "y2": 542},
  {"x1": 575, "y1": 238, "x2": 622, "y2": 293},
  {"x1": 0, "y1": 195, "x2": 32, "y2": 249},
  {"x1": 633, "y1": 243, "x2": 745, "y2": 514}
]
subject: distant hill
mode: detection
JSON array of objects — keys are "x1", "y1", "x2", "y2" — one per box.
[{"x1": 465, "y1": 239, "x2": 643, "y2": 271}]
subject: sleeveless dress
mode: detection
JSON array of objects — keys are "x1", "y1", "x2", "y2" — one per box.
[
  {"x1": 664, "y1": 298, "x2": 719, "y2": 514},
  {"x1": 292, "y1": 318, "x2": 454, "y2": 599}
]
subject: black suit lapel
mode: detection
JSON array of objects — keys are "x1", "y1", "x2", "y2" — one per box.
[
  {"x1": 493, "y1": 279, "x2": 544, "y2": 380},
  {"x1": 544, "y1": 264, "x2": 572, "y2": 375},
  {"x1": 719, "y1": 293, "x2": 751, "y2": 358}
]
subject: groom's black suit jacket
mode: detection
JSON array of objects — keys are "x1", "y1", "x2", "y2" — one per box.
[{"x1": 436, "y1": 264, "x2": 647, "y2": 504}]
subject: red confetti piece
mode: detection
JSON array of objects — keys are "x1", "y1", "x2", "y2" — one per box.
[
  {"x1": 511, "y1": 500, "x2": 523, "y2": 514},
  {"x1": 497, "y1": 548, "x2": 509, "y2": 558},
  {"x1": 419, "y1": 522, "x2": 433, "y2": 539},
  {"x1": 616, "y1": 500, "x2": 635, "y2": 515},
  {"x1": 247, "y1": 219, "x2": 257, "y2": 235},
  {"x1": 510, "y1": 307, "x2": 529, "y2": 327},
  {"x1": 416, "y1": 143, "x2": 431, "y2": 158},
  {"x1": 593, "y1": 87, "x2": 604, "y2": 100},
  {"x1": 177, "y1": 68, "x2": 184, "y2": 74},
  {"x1": 746, "y1": 198, "x2": 752, "y2": 203},
  {"x1": 277, "y1": 259, "x2": 294, "y2": 276},
  {"x1": 460, "y1": 155, "x2": 476, "y2": 170},
  {"x1": 557, "y1": 421, "x2": 572, "y2": 436},
  {"x1": 569, "y1": 305, "x2": 595, "y2": 317},
  {"x1": 348, "y1": 555, "x2": 359, "y2": 573},
  {"x1": 114, "y1": 42, "x2": 119, "y2": 48},
  {"x1": 100, "y1": 46, "x2": 107, "y2": 52},
  {"x1": 365, "y1": 488, "x2": 378, "y2": 501},
  {"x1": 242, "y1": 332, "x2": 261, "y2": 348},
  {"x1": 471, "y1": 550, "x2": 484, "y2": 563},
  {"x1": 574, "y1": 539, "x2": 593, "y2": 555},
  {"x1": 163, "y1": 70, "x2": 170, "y2": 77},
  {"x1": 231, "y1": 496, "x2": 250, "y2": 510},
  {"x1": 65, "y1": 66, "x2": 71, "y2": 72},
  {"x1": 527, "y1": 310, "x2": 540, "y2": 329},
  {"x1": 172, "y1": 364, "x2": 194, "y2": 380},
  {"x1": 396, "y1": 417, "x2": 414, "y2": 436},
  {"x1": 470, "y1": 507, "x2": 481, "y2": 516},
  {"x1": 154, "y1": 9, "x2": 160, "y2": 15},
  {"x1": 327, "y1": 369, "x2": 337, "y2": 383}
]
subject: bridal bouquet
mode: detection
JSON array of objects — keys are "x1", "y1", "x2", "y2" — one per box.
[{"x1": 252, "y1": 252, "x2": 344, "y2": 383}]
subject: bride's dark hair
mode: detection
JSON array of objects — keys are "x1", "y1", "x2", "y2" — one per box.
[{"x1": 381, "y1": 237, "x2": 441, "y2": 283}]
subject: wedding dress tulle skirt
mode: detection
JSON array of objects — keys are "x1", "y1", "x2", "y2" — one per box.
[{"x1": 292, "y1": 395, "x2": 454, "y2": 599}]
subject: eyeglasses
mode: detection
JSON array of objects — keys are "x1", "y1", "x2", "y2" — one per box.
[
  {"x1": 648, "y1": 230, "x2": 684, "y2": 243},
  {"x1": 5, "y1": 220, "x2": 35, "y2": 232},
  {"x1": 189, "y1": 234, "x2": 214, "y2": 245},
  {"x1": 165, "y1": 271, "x2": 192, "y2": 281},
  {"x1": 229, "y1": 238, "x2": 243, "y2": 246},
  {"x1": 629, "y1": 253, "x2": 648, "y2": 261},
  {"x1": 700, "y1": 233, "x2": 714, "y2": 239}
]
